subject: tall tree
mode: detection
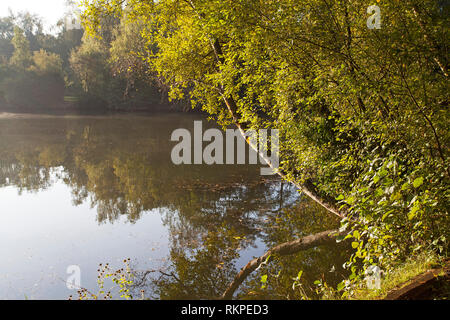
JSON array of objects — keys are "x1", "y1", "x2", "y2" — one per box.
[
  {"x1": 10, "y1": 26, "x2": 32, "y2": 69},
  {"x1": 69, "y1": 34, "x2": 109, "y2": 94},
  {"x1": 0, "y1": 16, "x2": 15, "y2": 63}
]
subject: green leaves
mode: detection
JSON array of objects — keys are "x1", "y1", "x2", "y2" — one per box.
[
  {"x1": 261, "y1": 274, "x2": 268, "y2": 289},
  {"x1": 413, "y1": 177, "x2": 424, "y2": 188},
  {"x1": 408, "y1": 203, "x2": 420, "y2": 221},
  {"x1": 336, "y1": 281, "x2": 345, "y2": 292},
  {"x1": 79, "y1": 0, "x2": 449, "y2": 299}
]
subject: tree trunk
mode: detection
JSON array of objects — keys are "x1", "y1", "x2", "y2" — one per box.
[
  {"x1": 187, "y1": 3, "x2": 347, "y2": 219},
  {"x1": 220, "y1": 229, "x2": 342, "y2": 300}
]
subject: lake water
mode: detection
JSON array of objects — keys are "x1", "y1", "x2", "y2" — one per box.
[{"x1": 0, "y1": 113, "x2": 348, "y2": 300}]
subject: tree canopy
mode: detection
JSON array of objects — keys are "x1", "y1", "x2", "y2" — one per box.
[{"x1": 80, "y1": 0, "x2": 449, "y2": 295}]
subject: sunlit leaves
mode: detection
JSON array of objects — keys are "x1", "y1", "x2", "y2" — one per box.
[
  {"x1": 80, "y1": 0, "x2": 449, "y2": 298},
  {"x1": 413, "y1": 177, "x2": 424, "y2": 188}
]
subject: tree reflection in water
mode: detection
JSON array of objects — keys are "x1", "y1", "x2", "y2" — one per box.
[{"x1": 0, "y1": 115, "x2": 350, "y2": 299}]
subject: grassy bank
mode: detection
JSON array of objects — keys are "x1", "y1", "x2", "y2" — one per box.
[{"x1": 350, "y1": 251, "x2": 448, "y2": 300}]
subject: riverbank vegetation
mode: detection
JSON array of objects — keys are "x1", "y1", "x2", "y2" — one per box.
[
  {"x1": 351, "y1": 250, "x2": 443, "y2": 300},
  {"x1": 78, "y1": 0, "x2": 448, "y2": 299}
]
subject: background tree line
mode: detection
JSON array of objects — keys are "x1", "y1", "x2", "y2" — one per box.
[{"x1": 0, "y1": 7, "x2": 186, "y2": 112}]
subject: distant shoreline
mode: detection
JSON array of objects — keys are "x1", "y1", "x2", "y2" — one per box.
[
  {"x1": 0, "y1": 106, "x2": 202, "y2": 119},
  {"x1": 0, "y1": 110, "x2": 203, "y2": 120}
]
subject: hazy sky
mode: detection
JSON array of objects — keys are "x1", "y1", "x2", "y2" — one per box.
[{"x1": 0, "y1": 0, "x2": 70, "y2": 30}]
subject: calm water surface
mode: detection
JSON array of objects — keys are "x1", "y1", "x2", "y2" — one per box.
[{"x1": 0, "y1": 113, "x2": 348, "y2": 299}]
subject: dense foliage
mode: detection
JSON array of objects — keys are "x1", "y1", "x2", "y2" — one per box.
[{"x1": 80, "y1": 0, "x2": 449, "y2": 296}]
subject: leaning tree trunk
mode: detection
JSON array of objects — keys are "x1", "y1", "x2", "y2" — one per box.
[
  {"x1": 186, "y1": 0, "x2": 346, "y2": 219},
  {"x1": 220, "y1": 229, "x2": 342, "y2": 300},
  {"x1": 208, "y1": 39, "x2": 345, "y2": 219}
]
